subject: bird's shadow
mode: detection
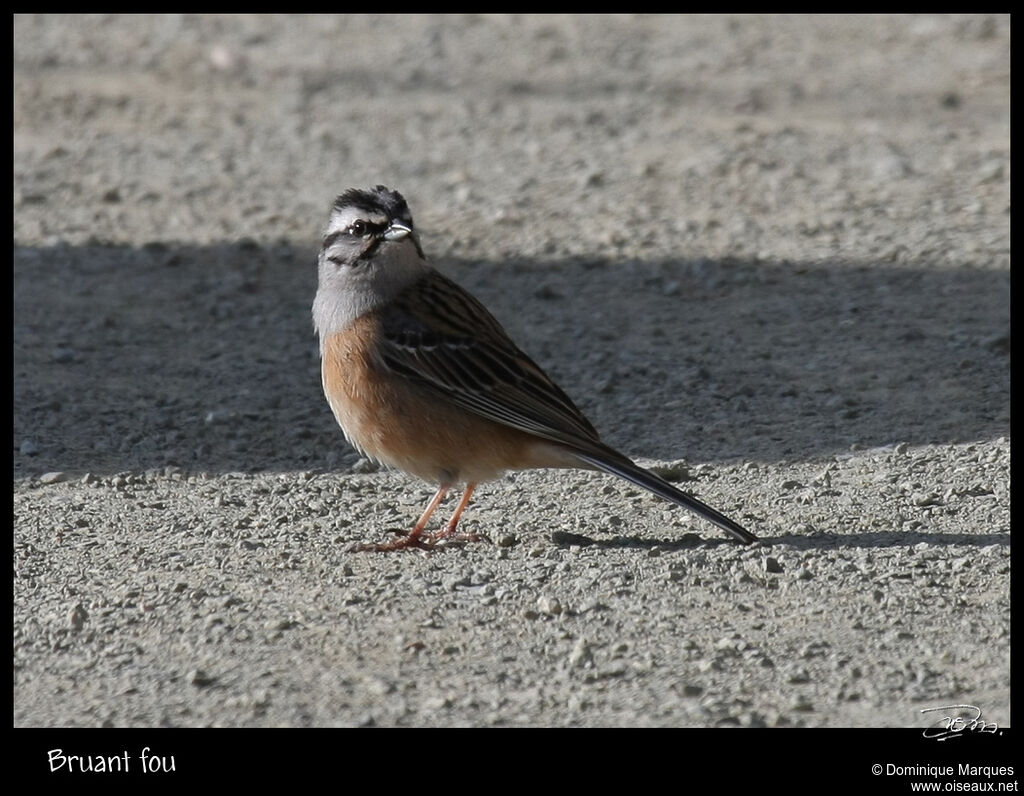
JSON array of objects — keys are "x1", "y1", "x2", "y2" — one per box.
[{"x1": 553, "y1": 531, "x2": 1010, "y2": 551}]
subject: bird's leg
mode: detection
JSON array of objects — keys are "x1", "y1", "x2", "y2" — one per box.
[
  {"x1": 422, "y1": 483, "x2": 482, "y2": 543},
  {"x1": 357, "y1": 484, "x2": 449, "y2": 551}
]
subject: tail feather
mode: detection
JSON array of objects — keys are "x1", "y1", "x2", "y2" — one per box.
[{"x1": 574, "y1": 449, "x2": 758, "y2": 545}]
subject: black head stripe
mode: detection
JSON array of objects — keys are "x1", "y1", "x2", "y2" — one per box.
[{"x1": 333, "y1": 186, "x2": 415, "y2": 231}]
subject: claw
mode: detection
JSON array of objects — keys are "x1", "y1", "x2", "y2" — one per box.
[{"x1": 355, "y1": 483, "x2": 483, "y2": 552}]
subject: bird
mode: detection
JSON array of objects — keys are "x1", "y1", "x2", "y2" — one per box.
[{"x1": 312, "y1": 185, "x2": 758, "y2": 551}]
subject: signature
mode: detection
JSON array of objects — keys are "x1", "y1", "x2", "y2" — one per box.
[{"x1": 920, "y1": 704, "x2": 999, "y2": 741}]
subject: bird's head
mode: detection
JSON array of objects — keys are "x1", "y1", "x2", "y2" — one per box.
[{"x1": 314, "y1": 185, "x2": 429, "y2": 338}]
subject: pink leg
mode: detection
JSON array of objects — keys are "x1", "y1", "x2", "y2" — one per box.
[
  {"x1": 424, "y1": 483, "x2": 482, "y2": 542},
  {"x1": 357, "y1": 484, "x2": 449, "y2": 552}
]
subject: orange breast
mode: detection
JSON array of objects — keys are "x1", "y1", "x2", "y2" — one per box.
[{"x1": 321, "y1": 317, "x2": 574, "y2": 486}]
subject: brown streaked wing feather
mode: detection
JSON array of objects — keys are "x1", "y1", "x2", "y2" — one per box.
[{"x1": 377, "y1": 270, "x2": 602, "y2": 448}]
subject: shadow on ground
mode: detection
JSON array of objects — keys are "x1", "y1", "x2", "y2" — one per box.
[
  {"x1": 13, "y1": 241, "x2": 1010, "y2": 479},
  {"x1": 549, "y1": 530, "x2": 1011, "y2": 551}
]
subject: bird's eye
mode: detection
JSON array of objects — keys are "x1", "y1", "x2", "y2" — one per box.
[{"x1": 348, "y1": 221, "x2": 367, "y2": 237}]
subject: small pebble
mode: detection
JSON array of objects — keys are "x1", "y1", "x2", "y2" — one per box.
[
  {"x1": 189, "y1": 668, "x2": 215, "y2": 687},
  {"x1": 792, "y1": 696, "x2": 815, "y2": 712},
  {"x1": 568, "y1": 637, "x2": 592, "y2": 669},
  {"x1": 940, "y1": 91, "x2": 961, "y2": 109},
  {"x1": 977, "y1": 159, "x2": 1004, "y2": 184},
  {"x1": 788, "y1": 667, "x2": 812, "y2": 684},
  {"x1": 69, "y1": 604, "x2": 88, "y2": 632},
  {"x1": 873, "y1": 154, "x2": 910, "y2": 180}
]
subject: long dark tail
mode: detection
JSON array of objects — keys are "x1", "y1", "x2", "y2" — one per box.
[{"x1": 573, "y1": 447, "x2": 758, "y2": 545}]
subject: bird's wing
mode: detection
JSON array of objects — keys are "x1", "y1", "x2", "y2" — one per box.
[
  {"x1": 377, "y1": 270, "x2": 602, "y2": 448},
  {"x1": 377, "y1": 271, "x2": 759, "y2": 545}
]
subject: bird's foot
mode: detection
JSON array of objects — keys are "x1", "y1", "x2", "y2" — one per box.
[
  {"x1": 355, "y1": 529, "x2": 485, "y2": 552},
  {"x1": 355, "y1": 531, "x2": 437, "y2": 552},
  {"x1": 419, "y1": 528, "x2": 485, "y2": 545}
]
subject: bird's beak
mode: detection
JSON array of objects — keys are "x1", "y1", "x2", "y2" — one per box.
[{"x1": 383, "y1": 223, "x2": 412, "y2": 241}]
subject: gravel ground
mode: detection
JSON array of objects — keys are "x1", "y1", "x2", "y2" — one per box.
[{"x1": 14, "y1": 14, "x2": 1009, "y2": 730}]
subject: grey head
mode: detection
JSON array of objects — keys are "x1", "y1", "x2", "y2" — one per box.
[{"x1": 313, "y1": 185, "x2": 430, "y2": 343}]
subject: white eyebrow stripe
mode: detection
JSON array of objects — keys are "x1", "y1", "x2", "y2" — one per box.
[{"x1": 327, "y1": 206, "x2": 390, "y2": 232}]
